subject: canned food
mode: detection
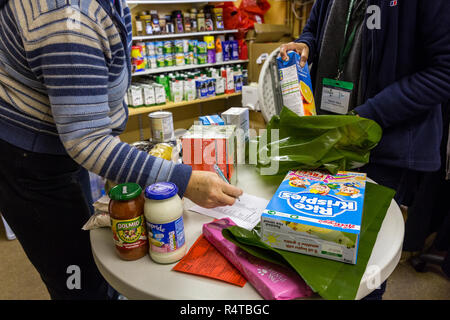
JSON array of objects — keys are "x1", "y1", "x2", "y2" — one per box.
[
  {"x1": 175, "y1": 53, "x2": 185, "y2": 66},
  {"x1": 163, "y1": 40, "x2": 173, "y2": 54},
  {"x1": 148, "y1": 55, "x2": 157, "y2": 69},
  {"x1": 197, "y1": 54, "x2": 207, "y2": 65},
  {"x1": 148, "y1": 143, "x2": 173, "y2": 161},
  {"x1": 164, "y1": 53, "x2": 174, "y2": 67},
  {"x1": 130, "y1": 141, "x2": 154, "y2": 153},
  {"x1": 156, "y1": 54, "x2": 165, "y2": 68},
  {"x1": 154, "y1": 41, "x2": 164, "y2": 55},
  {"x1": 148, "y1": 111, "x2": 175, "y2": 143},
  {"x1": 145, "y1": 42, "x2": 156, "y2": 56}
]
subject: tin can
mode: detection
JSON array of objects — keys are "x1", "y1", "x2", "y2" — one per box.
[
  {"x1": 174, "y1": 40, "x2": 184, "y2": 53},
  {"x1": 154, "y1": 41, "x2": 164, "y2": 55},
  {"x1": 163, "y1": 40, "x2": 173, "y2": 54},
  {"x1": 164, "y1": 53, "x2": 174, "y2": 67},
  {"x1": 197, "y1": 54, "x2": 207, "y2": 65},
  {"x1": 148, "y1": 111, "x2": 175, "y2": 143},
  {"x1": 175, "y1": 53, "x2": 185, "y2": 66},
  {"x1": 156, "y1": 54, "x2": 165, "y2": 68},
  {"x1": 145, "y1": 42, "x2": 156, "y2": 56},
  {"x1": 148, "y1": 55, "x2": 157, "y2": 69}
]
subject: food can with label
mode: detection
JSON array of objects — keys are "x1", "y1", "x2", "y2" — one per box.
[
  {"x1": 156, "y1": 54, "x2": 165, "y2": 68},
  {"x1": 175, "y1": 53, "x2": 185, "y2": 66},
  {"x1": 148, "y1": 55, "x2": 157, "y2": 69},
  {"x1": 148, "y1": 111, "x2": 175, "y2": 143},
  {"x1": 163, "y1": 40, "x2": 173, "y2": 54},
  {"x1": 154, "y1": 41, "x2": 164, "y2": 55},
  {"x1": 145, "y1": 42, "x2": 156, "y2": 56},
  {"x1": 164, "y1": 53, "x2": 174, "y2": 67}
]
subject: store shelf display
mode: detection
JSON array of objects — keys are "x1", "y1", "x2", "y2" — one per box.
[{"x1": 126, "y1": 64, "x2": 248, "y2": 116}]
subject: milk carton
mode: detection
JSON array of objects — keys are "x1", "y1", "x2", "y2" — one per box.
[
  {"x1": 181, "y1": 125, "x2": 236, "y2": 184},
  {"x1": 261, "y1": 170, "x2": 366, "y2": 264},
  {"x1": 221, "y1": 107, "x2": 249, "y2": 164},
  {"x1": 277, "y1": 51, "x2": 316, "y2": 116},
  {"x1": 199, "y1": 115, "x2": 225, "y2": 125},
  {"x1": 221, "y1": 107, "x2": 249, "y2": 140}
]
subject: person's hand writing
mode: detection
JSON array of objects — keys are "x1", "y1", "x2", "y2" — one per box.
[
  {"x1": 184, "y1": 171, "x2": 243, "y2": 208},
  {"x1": 279, "y1": 42, "x2": 310, "y2": 68}
]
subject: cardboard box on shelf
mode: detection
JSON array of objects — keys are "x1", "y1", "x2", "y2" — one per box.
[
  {"x1": 248, "y1": 42, "x2": 284, "y2": 84},
  {"x1": 246, "y1": 24, "x2": 291, "y2": 43},
  {"x1": 246, "y1": 24, "x2": 294, "y2": 84}
]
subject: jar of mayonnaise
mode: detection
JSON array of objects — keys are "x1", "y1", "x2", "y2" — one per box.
[{"x1": 144, "y1": 182, "x2": 186, "y2": 264}]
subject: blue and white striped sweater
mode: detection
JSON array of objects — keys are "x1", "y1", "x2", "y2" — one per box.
[{"x1": 0, "y1": 0, "x2": 192, "y2": 196}]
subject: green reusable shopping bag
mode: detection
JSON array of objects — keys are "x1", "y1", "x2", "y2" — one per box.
[
  {"x1": 256, "y1": 107, "x2": 383, "y2": 175},
  {"x1": 223, "y1": 182, "x2": 396, "y2": 300}
]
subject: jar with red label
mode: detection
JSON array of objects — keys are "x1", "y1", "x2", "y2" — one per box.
[{"x1": 109, "y1": 183, "x2": 149, "y2": 261}]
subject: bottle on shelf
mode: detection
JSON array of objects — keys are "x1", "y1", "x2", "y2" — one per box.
[
  {"x1": 173, "y1": 11, "x2": 185, "y2": 34},
  {"x1": 140, "y1": 11, "x2": 152, "y2": 36},
  {"x1": 197, "y1": 10, "x2": 206, "y2": 32},
  {"x1": 135, "y1": 15, "x2": 144, "y2": 37},
  {"x1": 165, "y1": 15, "x2": 175, "y2": 34},
  {"x1": 150, "y1": 10, "x2": 161, "y2": 35},
  {"x1": 190, "y1": 9, "x2": 198, "y2": 32}
]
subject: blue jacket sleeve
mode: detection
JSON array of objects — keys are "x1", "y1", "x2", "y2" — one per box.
[
  {"x1": 295, "y1": 0, "x2": 329, "y2": 63},
  {"x1": 355, "y1": 1, "x2": 450, "y2": 129}
]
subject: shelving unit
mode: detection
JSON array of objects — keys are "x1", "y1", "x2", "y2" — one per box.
[
  {"x1": 132, "y1": 59, "x2": 248, "y2": 76},
  {"x1": 127, "y1": 0, "x2": 246, "y2": 142},
  {"x1": 132, "y1": 29, "x2": 238, "y2": 41},
  {"x1": 128, "y1": 92, "x2": 241, "y2": 116}
]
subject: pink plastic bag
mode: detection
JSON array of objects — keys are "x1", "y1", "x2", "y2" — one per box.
[{"x1": 203, "y1": 218, "x2": 314, "y2": 300}]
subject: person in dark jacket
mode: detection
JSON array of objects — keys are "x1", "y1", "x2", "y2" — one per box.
[{"x1": 280, "y1": 0, "x2": 450, "y2": 299}]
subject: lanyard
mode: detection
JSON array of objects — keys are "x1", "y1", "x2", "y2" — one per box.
[{"x1": 337, "y1": 0, "x2": 364, "y2": 80}]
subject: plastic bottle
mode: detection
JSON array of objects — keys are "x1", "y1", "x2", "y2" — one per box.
[{"x1": 144, "y1": 182, "x2": 186, "y2": 264}]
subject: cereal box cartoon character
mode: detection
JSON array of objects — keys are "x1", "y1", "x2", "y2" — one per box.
[
  {"x1": 309, "y1": 183, "x2": 330, "y2": 195},
  {"x1": 288, "y1": 177, "x2": 310, "y2": 188},
  {"x1": 336, "y1": 183, "x2": 361, "y2": 198}
]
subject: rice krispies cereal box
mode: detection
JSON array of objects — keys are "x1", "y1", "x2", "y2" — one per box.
[{"x1": 261, "y1": 170, "x2": 366, "y2": 264}]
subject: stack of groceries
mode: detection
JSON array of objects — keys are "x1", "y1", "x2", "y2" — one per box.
[{"x1": 86, "y1": 52, "x2": 368, "y2": 300}]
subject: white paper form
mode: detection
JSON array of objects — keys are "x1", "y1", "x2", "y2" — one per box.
[{"x1": 189, "y1": 193, "x2": 270, "y2": 230}]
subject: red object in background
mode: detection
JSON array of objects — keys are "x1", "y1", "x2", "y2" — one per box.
[
  {"x1": 238, "y1": 39, "x2": 248, "y2": 60},
  {"x1": 215, "y1": 3, "x2": 253, "y2": 39},
  {"x1": 239, "y1": 0, "x2": 271, "y2": 25}
]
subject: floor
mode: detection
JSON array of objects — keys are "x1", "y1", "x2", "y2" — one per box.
[{"x1": 0, "y1": 221, "x2": 448, "y2": 300}]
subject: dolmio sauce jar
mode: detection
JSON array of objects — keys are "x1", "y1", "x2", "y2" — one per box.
[{"x1": 109, "y1": 183, "x2": 149, "y2": 261}]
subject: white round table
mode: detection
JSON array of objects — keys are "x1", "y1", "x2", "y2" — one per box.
[{"x1": 90, "y1": 165, "x2": 404, "y2": 300}]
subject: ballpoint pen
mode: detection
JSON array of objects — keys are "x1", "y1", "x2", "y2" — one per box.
[{"x1": 213, "y1": 163, "x2": 240, "y2": 202}]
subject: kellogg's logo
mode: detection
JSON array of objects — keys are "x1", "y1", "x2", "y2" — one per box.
[{"x1": 278, "y1": 192, "x2": 357, "y2": 217}]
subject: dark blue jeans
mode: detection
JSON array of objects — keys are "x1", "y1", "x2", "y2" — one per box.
[{"x1": 0, "y1": 139, "x2": 110, "y2": 300}]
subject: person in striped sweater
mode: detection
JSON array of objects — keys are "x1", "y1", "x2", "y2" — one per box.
[{"x1": 0, "y1": 0, "x2": 242, "y2": 299}]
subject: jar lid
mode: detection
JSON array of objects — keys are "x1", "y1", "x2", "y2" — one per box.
[
  {"x1": 145, "y1": 182, "x2": 178, "y2": 200},
  {"x1": 109, "y1": 183, "x2": 142, "y2": 201}
]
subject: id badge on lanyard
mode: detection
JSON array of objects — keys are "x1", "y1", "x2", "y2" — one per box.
[
  {"x1": 321, "y1": 78, "x2": 354, "y2": 114},
  {"x1": 320, "y1": 0, "x2": 363, "y2": 115}
]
